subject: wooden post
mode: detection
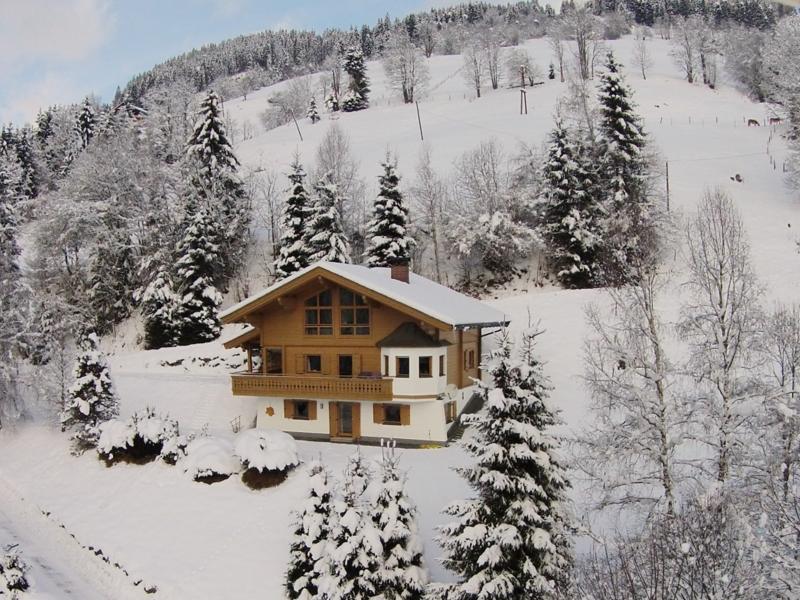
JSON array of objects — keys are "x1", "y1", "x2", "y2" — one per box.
[
  {"x1": 415, "y1": 101, "x2": 424, "y2": 141},
  {"x1": 665, "y1": 160, "x2": 670, "y2": 212},
  {"x1": 520, "y1": 90, "x2": 528, "y2": 115},
  {"x1": 520, "y1": 65, "x2": 526, "y2": 88},
  {"x1": 289, "y1": 109, "x2": 303, "y2": 141}
]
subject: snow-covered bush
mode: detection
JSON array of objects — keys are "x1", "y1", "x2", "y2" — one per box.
[
  {"x1": 234, "y1": 429, "x2": 300, "y2": 489},
  {"x1": 97, "y1": 408, "x2": 179, "y2": 465},
  {"x1": 0, "y1": 546, "x2": 29, "y2": 597},
  {"x1": 181, "y1": 437, "x2": 240, "y2": 484},
  {"x1": 159, "y1": 431, "x2": 195, "y2": 465}
]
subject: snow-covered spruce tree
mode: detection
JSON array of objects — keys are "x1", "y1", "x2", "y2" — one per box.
[
  {"x1": 538, "y1": 117, "x2": 601, "y2": 289},
  {"x1": 307, "y1": 97, "x2": 321, "y2": 124},
  {"x1": 306, "y1": 173, "x2": 351, "y2": 264},
  {"x1": 61, "y1": 332, "x2": 119, "y2": 451},
  {"x1": 366, "y1": 157, "x2": 415, "y2": 268},
  {"x1": 13, "y1": 129, "x2": 38, "y2": 200},
  {"x1": 274, "y1": 158, "x2": 312, "y2": 280},
  {"x1": 185, "y1": 90, "x2": 249, "y2": 288},
  {"x1": 436, "y1": 329, "x2": 573, "y2": 600},
  {"x1": 577, "y1": 265, "x2": 686, "y2": 515},
  {"x1": 75, "y1": 98, "x2": 96, "y2": 151},
  {"x1": 286, "y1": 460, "x2": 336, "y2": 600},
  {"x1": 171, "y1": 203, "x2": 224, "y2": 346},
  {"x1": 342, "y1": 46, "x2": 370, "y2": 112},
  {"x1": 140, "y1": 263, "x2": 178, "y2": 350},
  {"x1": 371, "y1": 443, "x2": 428, "y2": 600},
  {"x1": 319, "y1": 450, "x2": 382, "y2": 600},
  {"x1": 679, "y1": 189, "x2": 761, "y2": 484},
  {"x1": 595, "y1": 51, "x2": 657, "y2": 285}
]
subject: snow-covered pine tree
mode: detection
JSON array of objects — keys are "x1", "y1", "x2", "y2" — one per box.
[
  {"x1": 306, "y1": 173, "x2": 351, "y2": 264},
  {"x1": 274, "y1": 159, "x2": 312, "y2": 280},
  {"x1": 436, "y1": 329, "x2": 573, "y2": 600},
  {"x1": 538, "y1": 118, "x2": 601, "y2": 289},
  {"x1": 61, "y1": 332, "x2": 119, "y2": 451},
  {"x1": 184, "y1": 90, "x2": 249, "y2": 288},
  {"x1": 286, "y1": 459, "x2": 336, "y2": 600},
  {"x1": 13, "y1": 129, "x2": 38, "y2": 199},
  {"x1": 371, "y1": 443, "x2": 428, "y2": 600},
  {"x1": 75, "y1": 98, "x2": 96, "y2": 150},
  {"x1": 595, "y1": 51, "x2": 656, "y2": 284},
  {"x1": 36, "y1": 109, "x2": 55, "y2": 145},
  {"x1": 319, "y1": 450, "x2": 382, "y2": 600},
  {"x1": 307, "y1": 97, "x2": 321, "y2": 124},
  {"x1": 140, "y1": 263, "x2": 178, "y2": 350},
  {"x1": 366, "y1": 157, "x2": 415, "y2": 268},
  {"x1": 342, "y1": 46, "x2": 370, "y2": 112},
  {"x1": 87, "y1": 230, "x2": 135, "y2": 334},
  {"x1": 171, "y1": 203, "x2": 224, "y2": 346}
]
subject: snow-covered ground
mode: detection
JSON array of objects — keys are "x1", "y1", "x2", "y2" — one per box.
[{"x1": 0, "y1": 34, "x2": 796, "y2": 598}]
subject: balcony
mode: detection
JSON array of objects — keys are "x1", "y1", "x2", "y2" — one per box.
[{"x1": 230, "y1": 373, "x2": 394, "y2": 401}]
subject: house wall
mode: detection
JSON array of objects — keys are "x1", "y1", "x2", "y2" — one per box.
[{"x1": 380, "y1": 346, "x2": 449, "y2": 397}]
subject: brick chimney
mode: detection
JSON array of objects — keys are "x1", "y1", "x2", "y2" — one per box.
[{"x1": 390, "y1": 262, "x2": 410, "y2": 283}]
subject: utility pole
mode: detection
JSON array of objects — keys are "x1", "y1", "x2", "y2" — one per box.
[
  {"x1": 520, "y1": 89, "x2": 528, "y2": 115},
  {"x1": 289, "y1": 109, "x2": 303, "y2": 142},
  {"x1": 415, "y1": 101, "x2": 424, "y2": 141},
  {"x1": 665, "y1": 160, "x2": 670, "y2": 212}
]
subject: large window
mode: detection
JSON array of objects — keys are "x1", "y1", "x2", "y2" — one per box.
[
  {"x1": 304, "y1": 290, "x2": 333, "y2": 335},
  {"x1": 339, "y1": 289, "x2": 370, "y2": 335},
  {"x1": 419, "y1": 356, "x2": 432, "y2": 378},
  {"x1": 265, "y1": 347, "x2": 282, "y2": 374},
  {"x1": 396, "y1": 357, "x2": 410, "y2": 378}
]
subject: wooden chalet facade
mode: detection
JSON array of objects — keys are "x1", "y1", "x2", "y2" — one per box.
[{"x1": 220, "y1": 261, "x2": 507, "y2": 445}]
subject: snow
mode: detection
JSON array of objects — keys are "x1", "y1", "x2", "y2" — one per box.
[
  {"x1": 221, "y1": 261, "x2": 509, "y2": 328},
  {"x1": 233, "y1": 428, "x2": 300, "y2": 472},
  {"x1": 0, "y1": 32, "x2": 797, "y2": 599},
  {"x1": 181, "y1": 437, "x2": 240, "y2": 480}
]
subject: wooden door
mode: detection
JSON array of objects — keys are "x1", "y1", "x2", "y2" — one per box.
[{"x1": 330, "y1": 402, "x2": 360, "y2": 440}]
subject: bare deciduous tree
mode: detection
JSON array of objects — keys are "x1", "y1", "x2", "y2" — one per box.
[
  {"x1": 680, "y1": 189, "x2": 762, "y2": 483},
  {"x1": 482, "y1": 31, "x2": 503, "y2": 90},
  {"x1": 632, "y1": 29, "x2": 653, "y2": 80},
  {"x1": 418, "y1": 20, "x2": 437, "y2": 58},
  {"x1": 462, "y1": 43, "x2": 487, "y2": 98},
  {"x1": 548, "y1": 26, "x2": 566, "y2": 83},
  {"x1": 314, "y1": 124, "x2": 366, "y2": 237},
  {"x1": 382, "y1": 31, "x2": 431, "y2": 104},
  {"x1": 670, "y1": 16, "x2": 701, "y2": 84},
  {"x1": 409, "y1": 145, "x2": 447, "y2": 283},
  {"x1": 578, "y1": 267, "x2": 687, "y2": 515},
  {"x1": 504, "y1": 47, "x2": 541, "y2": 87},
  {"x1": 562, "y1": 7, "x2": 600, "y2": 80}
]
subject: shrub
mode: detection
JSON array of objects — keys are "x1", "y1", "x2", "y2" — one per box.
[
  {"x1": 97, "y1": 408, "x2": 179, "y2": 466},
  {"x1": 234, "y1": 429, "x2": 300, "y2": 490},
  {"x1": 181, "y1": 437, "x2": 240, "y2": 484},
  {"x1": 0, "y1": 546, "x2": 29, "y2": 595}
]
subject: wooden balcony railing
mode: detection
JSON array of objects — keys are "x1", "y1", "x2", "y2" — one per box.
[{"x1": 230, "y1": 373, "x2": 394, "y2": 401}]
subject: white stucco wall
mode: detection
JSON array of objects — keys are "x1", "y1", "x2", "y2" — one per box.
[{"x1": 381, "y1": 347, "x2": 448, "y2": 397}]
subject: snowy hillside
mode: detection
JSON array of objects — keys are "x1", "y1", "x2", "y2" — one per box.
[{"x1": 1, "y1": 33, "x2": 797, "y2": 599}]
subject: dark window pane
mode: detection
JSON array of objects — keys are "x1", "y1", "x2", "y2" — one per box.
[
  {"x1": 319, "y1": 289, "x2": 332, "y2": 306},
  {"x1": 339, "y1": 355, "x2": 353, "y2": 377},
  {"x1": 341, "y1": 327, "x2": 354, "y2": 335},
  {"x1": 384, "y1": 405, "x2": 401, "y2": 425},
  {"x1": 355, "y1": 294, "x2": 368, "y2": 306},
  {"x1": 305, "y1": 295, "x2": 317, "y2": 307},
  {"x1": 305, "y1": 310, "x2": 318, "y2": 325},
  {"x1": 340, "y1": 289, "x2": 354, "y2": 305},
  {"x1": 355, "y1": 308, "x2": 369, "y2": 324},
  {"x1": 306, "y1": 355, "x2": 322, "y2": 372},
  {"x1": 341, "y1": 309, "x2": 354, "y2": 325},
  {"x1": 419, "y1": 356, "x2": 432, "y2": 377},
  {"x1": 305, "y1": 327, "x2": 317, "y2": 335},
  {"x1": 295, "y1": 401, "x2": 310, "y2": 419},
  {"x1": 397, "y1": 357, "x2": 410, "y2": 377},
  {"x1": 355, "y1": 326, "x2": 369, "y2": 335},
  {"x1": 320, "y1": 309, "x2": 333, "y2": 324},
  {"x1": 320, "y1": 327, "x2": 333, "y2": 336},
  {"x1": 266, "y1": 348, "x2": 282, "y2": 374}
]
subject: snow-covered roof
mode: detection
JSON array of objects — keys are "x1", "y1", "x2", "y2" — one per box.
[{"x1": 220, "y1": 262, "x2": 508, "y2": 329}]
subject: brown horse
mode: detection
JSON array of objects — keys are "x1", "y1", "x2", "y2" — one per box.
[{"x1": 747, "y1": 119, "x2": 761, "y2": 127}]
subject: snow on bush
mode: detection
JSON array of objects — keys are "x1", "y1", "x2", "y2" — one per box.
[
  {"x1": 234, "y1": 429, "x2": 300, "y2": 489},
  {"x1": 234, "y1": 429, "x2": 300, "y2": 472},
  {"x1": 181, "y1": 437, "x2": 240, "y2": 483},
  {"x1": 0, "y1": 546, "x2": 29, "y2": 597},
  {"x1": 97, "y1": 407, "x2": 179, "y2": 465}
]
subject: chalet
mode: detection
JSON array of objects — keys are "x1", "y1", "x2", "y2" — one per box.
[{"x1": 220, "y1": 261, "x2": 507, "y2": 445}]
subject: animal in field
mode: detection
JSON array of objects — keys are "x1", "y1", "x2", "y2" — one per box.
[
  {"x1": 769, "y1": 117, "x2": 782, "y2": 125},
  {"x1": 747, "y1": 119, "x2": 761, "y2": 127}
]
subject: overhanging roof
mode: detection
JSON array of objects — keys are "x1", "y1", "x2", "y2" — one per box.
[
  {"x1": 377, "y1": 322, "x2": 453, "y2": 348},
  {"x1": 220, "y1": 262, "x2": 509, "y2": 330}
]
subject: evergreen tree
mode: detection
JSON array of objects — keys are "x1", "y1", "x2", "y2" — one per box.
[
  {"x1": 286, "y1": 460, "x2": 335, "y2": 600},
  {"x1": 436, "y1": 329, "x2": 573, "y2": 600},
  {"x1": 87, "y1": 230, "x2": 135, "y2": 334},
  {"x1": 342, "y1": 46, "x2": 370, "y2": 112},
  {"x1": 14, "y1": 129, "x2": 38, "y2": 199},
  {"x1": 185, "y1": 90, "x2": 249, "y2": 288},
  {"x1": 0, "y1": 126, "x2": 15, "y2": 158},
  {"x1": 366, "y1": 158, "x2": 415, "y2": 268},
  {"x1": 306, "y1": 173, "x2": 351, "y2": 264},
  {"x1": 307, "y1": 97, "x2": 321, "y2": 124},
  {"x1": 371, "y1": 444, "x2": 428, "y2": 600},
  {"x1": 75, "y1": 98, "x2": 96, "y2": 150},
  {"x1": 538, "y1": 118, "x2": 601, "y2": 289},
  {"x1": 172, "y1": 204, "x2": 224, "y2": 346},
  {"x1": 319, "y1": 450, "x2": 382, "y2": 600},
  {"x1": 61, "y1": 332, "x2": 119, "y2": 451},
  {"x1": 36, "y1": 109, "x2": 54, "y2": 145},
  {"x1": 548, "y1": 63, "x2": 556, "y2": 79},
  {"x1": 274, "y1": 159, "x2": 312, "y2": 280},
  {"x1": 140, "y1": 264, "x2": 178, "y2": 350},
  {"x1": 596, "y1": 52, "x2": 655, "y2": 283}
]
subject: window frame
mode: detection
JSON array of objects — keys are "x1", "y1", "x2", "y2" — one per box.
[
  {"x1": 291, "y1": 400, "x2": 311, "y2": 420},
  {"x1": 396, "y1": 356, "x2": 410, "y2": 378},
  {"x1": 419, "y1": 356, "x2": 432, "y2": 378},
  {"x1": 339, "y1": 289, "x2": 370, "y2": 336},
  {"x1": 265, "y1": 347, "x2": 283, "y2": 374},
  {"x1": 305, "y1": 354, "x2": 322, "y2": 374},
  {"x1": 383, "y1": 404, "x2": 402, "y2": 425},
  {"x1": 439, "y1": 354, "x2": 446, "y2": 377},
  {"x1": 304, "y1": 290, "x2": 333, "y2": 336}
]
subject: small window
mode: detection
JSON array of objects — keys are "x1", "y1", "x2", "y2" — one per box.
[
  {"x1": 339, "y1": 355, "x2": 353, "y2": 378},
  {"x1": 293, "y1": 400, "x2": 310, "y2": 420},
  {"x1": 439, "y1": 355, "x2": 446, "y2": 377},
  {"x1": 304, "y1": 291, "x2": 333, "y2": 335},
  {"x1": 265, "y1": 347, "x2": 282, "y2": 374},
  {"x1": 464, "y1": 349, "x2": 476, "y2": 369},
  {"x1": 383, "y1": 355, "x2": 389, "y2": 376},
  {"x1": 419, "y1": 356, "x2": 432, "y2": 378},
  {"x1": 445, "y1": 401, "x2": 457, "y2": 424},
  {"x1": 396, "y1": 357, "x2": 410, "y2": 378},
  {"x1": 305, "y1": 355, "x2": 322, "y2": 373},
  {"x1": 384, "y1": 404, "x2": 402, "y2": 425}
]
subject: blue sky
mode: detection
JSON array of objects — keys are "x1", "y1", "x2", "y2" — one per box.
[{"x1": 0, "y1": 0, "x2": 442, "y2": 126}]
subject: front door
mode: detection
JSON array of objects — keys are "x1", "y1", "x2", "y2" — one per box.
[
  {"x1": 339, "y1": 355, "x2": 353, "y2": 378},
  {"x1": 330, "y1": 402, "x2": 359, "y2": 440}
]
